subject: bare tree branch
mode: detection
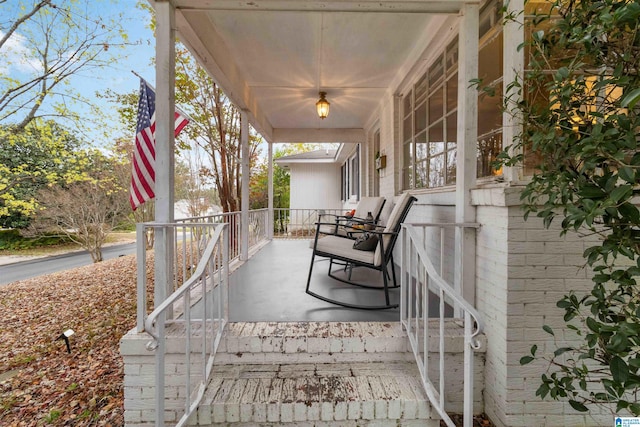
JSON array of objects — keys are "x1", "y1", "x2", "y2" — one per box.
[{"x1": 0, "y1": 0, "x2": 52, "y2": 51}]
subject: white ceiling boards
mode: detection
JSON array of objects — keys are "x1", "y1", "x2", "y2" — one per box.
[{"x1": 170, "y1": 0, "x2": 473, "y2": 142}]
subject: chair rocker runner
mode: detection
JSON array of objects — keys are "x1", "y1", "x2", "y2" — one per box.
[{"x1": 306, "y1": 193, "x2": 417, "y2": 310}]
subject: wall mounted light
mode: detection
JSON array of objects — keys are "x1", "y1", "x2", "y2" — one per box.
[{"x1": 316, "y1": 91, "x2": 330, "y2": 119}]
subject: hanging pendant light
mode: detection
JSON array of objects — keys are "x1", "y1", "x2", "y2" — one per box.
[{"x1": 316, "y1": 91, "x2": 330, "y2": 119}]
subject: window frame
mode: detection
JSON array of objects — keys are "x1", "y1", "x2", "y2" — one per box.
[
  {"x1": 401, "y1": 0, "x2": 505, "y2": 190},
  {"x1": 341, "y1": 145, "x2": 361, "y2": 202}
]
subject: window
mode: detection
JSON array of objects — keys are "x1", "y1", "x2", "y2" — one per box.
[
  {"x1": 341, "y1": 145, "x2": 360, "y2": 201},
  {"x1": 402, "y1": 0, "x2": 504, "y2": 190},
  {"x1": 521, "y1": 0, "x2": 559, "y2": 175},
  {"x1": 477, "y1": 0, "x2": 504, "y2": 178},
  {"x1": 403, "y1": 39, "x2": 458, "y2": 190}
]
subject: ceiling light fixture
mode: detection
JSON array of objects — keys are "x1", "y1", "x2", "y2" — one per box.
[{"x1": 316, "y1": 91, "x2": 330, "y2": 119}]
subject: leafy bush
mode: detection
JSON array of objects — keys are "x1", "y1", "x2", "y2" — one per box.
[
  {"x1": 0, "y1": 229, "x2": 72, "y2": 251},
  {"x1": 500, "y1": 0, "x2": 640, "y2": 415}
]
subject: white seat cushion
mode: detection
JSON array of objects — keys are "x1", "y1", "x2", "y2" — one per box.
[{"x1": 314, "y1": 235, "x2": 376, "y2": 265}]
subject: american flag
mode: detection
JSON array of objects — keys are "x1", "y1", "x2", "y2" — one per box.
[{"x1": 129, "y1": 78, "x2": 189, "y2": 210}]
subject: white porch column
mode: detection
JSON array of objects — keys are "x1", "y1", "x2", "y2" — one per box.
[
  {"x1": 268, "y1": 141, "x2": 274, "y2": 240},
  {"x1": 455, "y1": 3, "x2": 479, "y2": 306},
  {"x1": 503, "y1": 0, "x2": 525, "y2": 183},
  {"x1": 240, "y1": 109, "x2": 249, "y2": 261},
  {"x1": 154, "y1": 0, "x2": 176, "y2": 305}
]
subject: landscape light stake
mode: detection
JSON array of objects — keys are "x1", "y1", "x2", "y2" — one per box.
[{"x1": 56, "y1": 329, "x2": 75, "y2": 354}]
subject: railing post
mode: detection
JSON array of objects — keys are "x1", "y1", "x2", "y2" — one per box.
[
  {"x1": 401, "y1": 224, "x2": 484, "y2": 427},
  {"x1": 142, "y1": 222, "x2": 228, "y2": 427},
  {"x1": 240, "y1": 110, "x2": 250, "y2": 261},
  {"x1": 464, "y1": 312, "x2": 474, "y2": 427},
  {"x1": 136, "y1": 223, "x2": 146, "y2": 332},
  {"x1": 400, "y1": 226, "x2": 406, "y2": 323},
  {"x1": 155, "y1": 319, "x2": 165, "y2": 427},
  {"x1": 222, "y1": 224, "x2": 230, "y2": 320}
]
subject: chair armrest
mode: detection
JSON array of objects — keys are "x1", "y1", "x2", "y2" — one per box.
[
  {"x1": 314, "y1": 220, "x2": 346, "y2": 227},
  {"x1": 364, "y1": 228, "x2": 397, "y2": 236},
  {"x1": 319, "y1": 213, "x2": 340, "y2": 220}
]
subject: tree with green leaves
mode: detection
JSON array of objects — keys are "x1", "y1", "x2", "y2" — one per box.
[
  {"x1": 499, "y1": 0, "x2": 640, "y2": 415},
  {"x1": 0, "y1": 120, "x2": 85, "y2": 228}
]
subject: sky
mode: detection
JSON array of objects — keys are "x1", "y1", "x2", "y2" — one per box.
[
  {"x1": 0, "y1": 0, "x2": 157, "y2": 147},
  {"x1": 0, "y1": 0, "x2": 287, "y2": 161}
]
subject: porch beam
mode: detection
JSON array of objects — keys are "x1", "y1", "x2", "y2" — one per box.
[
  {"x1": 174, "y1": 0, "x2": 479, "y2": 14},
  {"x1": 154, "y1": 0, "x2": 176, "y2": 306},
  {"x1": 273, "y1": 128, "x2": 365, "y2": 143},
  {"x1": 454, "y1": 3, "x2": 478, "y2": 303},
  {"x1": 240, "y1": 109, "x2": 250, "y2": 261}
]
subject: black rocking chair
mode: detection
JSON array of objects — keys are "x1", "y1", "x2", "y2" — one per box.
[
  {"x1": 306, "y1": 193, "x2": 417, "y2": 310},
  {"x1": 318, "y1": 196, "x2": 386, "y2": 237}
]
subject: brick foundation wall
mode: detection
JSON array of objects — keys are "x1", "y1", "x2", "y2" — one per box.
[
  {"x1": 120, "y1": 329, "x2": 194, "y2": 427},
  {"x1": 474, "y1": 187, "x2": 613, "y2": 426}
]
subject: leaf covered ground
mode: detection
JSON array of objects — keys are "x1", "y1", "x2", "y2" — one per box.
[
  {"x1": 1, "y1": 252, "x2": 495, "y2": 427},
  {"x1": 0, "y1": 254, "x2": 152, "y2": 426}
]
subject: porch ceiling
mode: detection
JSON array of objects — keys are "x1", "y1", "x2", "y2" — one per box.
[{"x1": 169, "y1": 0, "x2": 471, "y2": 142}]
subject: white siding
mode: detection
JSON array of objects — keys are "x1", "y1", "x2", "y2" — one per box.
[{"x1": 289, "y1": 163, "x2": 342, "y2": 210}]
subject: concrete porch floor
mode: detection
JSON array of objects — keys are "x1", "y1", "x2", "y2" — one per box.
[{"x1": 228, "y1": 239, "x2": 400, "y2": 322}]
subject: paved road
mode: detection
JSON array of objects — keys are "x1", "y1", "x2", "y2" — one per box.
[{"x1": 0, "y1": 242, "x2": 137, "y2": 286}]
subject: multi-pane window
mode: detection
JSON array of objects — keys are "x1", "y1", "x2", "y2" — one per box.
[
  {"x1": 521, "y1": 0, "x2": 557, "y2": 175},
  {"x1": 403, "y1": 39, "x2": 459, "y2": 189},
  {"x1": 477, "y1": 0, "x2": 504, "y2": 178},
  {"x1": 402, "y1": 0, "x2": 504, "y2": 190}
]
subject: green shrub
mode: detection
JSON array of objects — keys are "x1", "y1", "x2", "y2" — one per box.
[{"x1": 0, "y1": 229, "x2": 72, "y2": 251}]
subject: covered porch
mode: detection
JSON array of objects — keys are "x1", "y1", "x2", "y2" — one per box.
[
  {"x1": 119, "y1": 0, "x2": 606, "y2": 426},
  {"x1": 228, "y1": 239, "x2": 401, "y2": 322},
  {"x1": 127, "y1": 0, "x2": 487, "y2": 425}
]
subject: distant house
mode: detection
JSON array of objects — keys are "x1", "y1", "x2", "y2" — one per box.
[
  {"x1": 174, "y1": 200, "x2": 222, "y2": 219},
  {"x1": 275, "y1": 148, "x2": 351, "y2": 212}
]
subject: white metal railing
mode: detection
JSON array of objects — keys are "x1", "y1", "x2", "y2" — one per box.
[
  {"x1": 400, "y1": 223, "x2": 484, "y2": 427},
  {"x1": 137, "y1": 222, "x2": 229, "y2": 330},
  {"x1": 177, "y1": 208, "x2": 342, "y2": 241},
  {"x1": 175, "y1": 209, "x2": 268, "y2": 262},
  {"x1": 248, "y1": 208, "x2": 268, "y2": 247},
  {"x1": 143, "y1": 223, "x2": 229, "y2": 427},
  {"x1": 273, "y1": 208, "x2": 342, "y2": 238}
]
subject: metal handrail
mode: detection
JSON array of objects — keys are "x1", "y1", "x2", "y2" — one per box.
[
  {"x1": 401, "y1": 223, "x2": 484, "y2": 427},
  {"x1": 143, "y1": 223, "x2": 227, "y2": 339},
  {"x1": 143, "y1": 222, "x2": 229, "y2": 427}
]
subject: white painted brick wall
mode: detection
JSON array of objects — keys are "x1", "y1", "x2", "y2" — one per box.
[
  {"x1": 120, "y1": 329, "x2": 196, "y2": 426},
  {"x1": 473, "y1": 187, "x2": 613, "y2": 427}
]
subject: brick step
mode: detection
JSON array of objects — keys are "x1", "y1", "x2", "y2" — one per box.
[
  {"x1": 215, "y1": 321, "x2": 412, "y2": 365},
  {"x1": 192, "y1": 361, "x2": 438, "y2": 426}
]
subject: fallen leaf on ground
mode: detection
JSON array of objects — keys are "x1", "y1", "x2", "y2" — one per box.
[{"x1": 0, "y1": 253, "x2": 154, "y2": 426}]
